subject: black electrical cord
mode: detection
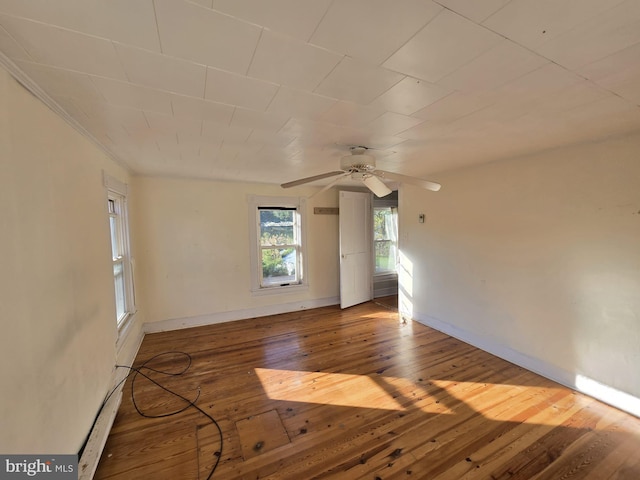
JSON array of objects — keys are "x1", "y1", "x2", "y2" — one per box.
[{"x1": 108, "y1": 351, "x2": 223, "y2": 480}]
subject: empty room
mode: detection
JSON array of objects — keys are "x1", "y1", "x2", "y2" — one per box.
[{"x1": 1, "y1": 1, "x2": 639, "y2": 479}]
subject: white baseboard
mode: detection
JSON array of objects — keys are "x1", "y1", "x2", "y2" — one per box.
[
  {"x1": 144, "y1": 296, "x2": 340, "y2": 334},
  {"x1": 413, "y1": 312, "x2": 640, "y2": 419}
]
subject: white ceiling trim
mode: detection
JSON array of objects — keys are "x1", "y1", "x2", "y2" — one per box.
[{"x1": 0, "y1": 49, "x2": 132, "y2": 173}]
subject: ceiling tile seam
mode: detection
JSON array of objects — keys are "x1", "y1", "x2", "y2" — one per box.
[
  {"x1": 244, "y1": 27, "x2": 265, "y2": 77},
  {"x1": 394, "y1": 7, "x2": 546, "y2": 89},
  {"x1": 19, "y1": 57, "x2": 134, "y2": 95},
  {"x1": 110, "y1": 40, "x2": 131, "y2": 84},
  {"x1": 185, "y1": 0, "x2": 212, "y2": 9},
  {"x1": 274, "y1": 115, "x2": 296, "y2": 136},
  {"x1": 454, "y1": 0, "x2": 514, "y2": 25},
  {"x1": 579, "y1": 39, "x2": 640, "y2": 80},
  {"x1": 566, "y1": 83, "x2": 636, "y2": 112},
  {"x1": 204, "y1": 4, "x2": 281, "y2": 33},
  {"x1": 397, "y1": 97, "x2": 499, "y2": 140},
  {"x1": 470, "y1": 5, "x2": 637, "y2": 86},
  {"x1": 201, "y1": 64, "x2": 208, "y2": 100},
  {"x1": 485, "y1": 0, "x2": 629, "y2": 61},
  {"x1": 362, "y1": 73, "x2": 411, "y2": 111},
  {"x1": 304, "y1": 0, "x2": 336, "y2": 44},
  {"x1": 3, "y1": 15, "x2": 274, "y2": 101},
  {"x1": 151, "y1": 0, "x2": 164, "y2": 54},
  {"x1": 410, "y1": 88, "x2": 459, "y2": 118},
  {"x1": 63, "y1": 97, "x2": 92, "y2": 123},
  {"x1": 430, "y1": 23, "x2": 598, "y2": 99},
  {"x1": 86, "y1": 67, "x2": 262, "y2": 114},
  {"x1": 375, "y1": 3, "x2": 446, "y2": 69},
  {"x1": 206, "y1": 62, "x2": 281, "y2": 92},
  {"x1": 308, "y1": 51, "x2": 346, "y2": 92},
  {"x1": 227, "y1": 106, "x2": 237, "y2": 128},
  {"x1": 257, "y1": 110, "x2": 291, "y2": 133},
  {"x1": 0, "y1": 50, "x2": 133, "y2": 173},
  {"x1": 496, "y1": 54, "x2": 631, "y2": 110},
  {"x1": 0, "y1": 23, "x2": 33, "y2": 61},
  {"x1": 435, "y1": 45, "x2": 552, "y2": 93},
  {"x1": 567, "y1": 73, "x2": 635, "y2": 108},
  {"x1": 109, "y1": 38, "x2": 210, "y2": 69},
  {"x1": 356, "y1": 109, "x2": 388, "y2": 131},
  {"x1": 430, "y1": 39, "x2": 509, "y2": 87},
  {"x1": 1, "y1": 10, "x2": 341, "y2": 103},
  {"x1": 263, "y1": 85, "x2": 282, "y2": 114},
  {"x1": 280, "y1": 132, "x2": 298, "y2": 150},
  {"x1": 0, "y1": 11, "x2": 140, "y2": 50}
]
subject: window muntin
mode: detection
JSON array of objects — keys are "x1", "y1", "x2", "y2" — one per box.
[{"x1": 374, "y1": 206, "x2": 398, "y2": 274}]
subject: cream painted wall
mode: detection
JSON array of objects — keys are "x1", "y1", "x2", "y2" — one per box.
[
  {"x1": 133, "y1": 176, "x2": 340, "y2": 324},
  {"x1": 399, "y1": 134, "x2": 640, "y2": 400},
  {"x1": 0, "y1": 68, "x2": 142, "y2": 453}
]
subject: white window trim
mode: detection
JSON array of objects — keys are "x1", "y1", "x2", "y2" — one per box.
[
  {"x1": 248, "y1": 195, "x2": 308, "y2": 295},
  {"x1": 373, "y1": 205, "x2": 399, "y2": 277},
  {"x1": 104, "y1": 173, "x2": 136, "y2": 332}
]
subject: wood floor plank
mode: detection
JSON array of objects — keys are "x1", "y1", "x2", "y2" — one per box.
[{"x1": 95, "y1": 298, "x2": 640, "y2": 479}]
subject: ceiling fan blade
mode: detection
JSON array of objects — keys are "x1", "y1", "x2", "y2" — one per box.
[
  {"x1": 362, "y1": 175, "x2": 392, "y2": 197},
  {"x1": 374, "y1": 170, "x2": 441, "y2": 192},
  {"x1": 281, "y1": 171, "x2": 345, "y2": 188},
  {"x1": 309, "y1": 172, "x2": 350, "y2": 198}
]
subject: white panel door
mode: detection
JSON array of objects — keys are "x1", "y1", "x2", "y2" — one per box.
[{"x1": 339, "y1": 191, "x2": 372, "y2": 309}]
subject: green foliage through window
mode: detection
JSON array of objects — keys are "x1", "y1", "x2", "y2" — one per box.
[
  {"x1": 259, "y1": 208, "x2": 299, "y2": 286},
  {"x1": 374, "y1": 207, "x2": 398, "y2": 274}
]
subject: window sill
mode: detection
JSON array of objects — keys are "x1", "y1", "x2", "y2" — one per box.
[
  {"x1": 374, "y1": 272, "x2": 398, "y2": 280},
  {"x1": 116, "y1": 310, "x2": 136, "y2": 352},
  {"x1": 251, "y1": 283, "x2": 308, "y2": 296}
]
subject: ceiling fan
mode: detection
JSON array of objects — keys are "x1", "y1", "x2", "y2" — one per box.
[{"x1": 280, "y1": 147, "x2": 441, "y2": 197}]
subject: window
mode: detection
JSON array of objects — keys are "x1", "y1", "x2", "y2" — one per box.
[
  {"x1": 249, "y1": 196, "x2": 307, "y2": 293},
  {"x1": 105, "y1": 174, "x2": 134, "y2": 328},
  {"x1": 373, "y1": 206, "x2": 398, "y2": 274}
]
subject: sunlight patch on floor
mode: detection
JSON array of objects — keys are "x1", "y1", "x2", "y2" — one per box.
[
  {"x1": 255, "y1": 368, "x2": 454, "y2": 414},
  {"x1": 430, "y1": 379, "x2": 572, "y2": 424},
  {"x1": 256, "y1": 368, "x2": 406, "y2": 410}
]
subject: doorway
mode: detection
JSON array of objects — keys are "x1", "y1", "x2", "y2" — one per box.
[{"x1": 338, "y1": 190, "x2": 398, "y2": 309}]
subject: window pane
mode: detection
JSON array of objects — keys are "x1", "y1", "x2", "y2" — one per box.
[
  {"x1": 113, "y1": 262, "x2": 126, "y2": 323},
  {"x1": 375, "y1": 240, "x2": 394, "y2": 272},
  {"x1": 261, "y1": 247, "x2": 296, "y2": 286},
  {"x1": 374, "y1": 206, "x2": 398, "y2": 273},
  {"x1": 109, "y1": 216, "x2": 119, "y2": 259},
  {"x1": 260, "y1": 209, "x2": 294, "y2": 246},
  {"x1": 374, "y1": 208, "x2": 392, "y2": 241}
]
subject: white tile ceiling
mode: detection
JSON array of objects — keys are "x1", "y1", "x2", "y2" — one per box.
[{"x1": 0, "y1": 0, "x2": 639, "y2": 185}]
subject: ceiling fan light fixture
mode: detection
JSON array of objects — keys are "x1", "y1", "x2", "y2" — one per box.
[{"x1": 340, "y1": 154, "x2": 376, "y2": 171}]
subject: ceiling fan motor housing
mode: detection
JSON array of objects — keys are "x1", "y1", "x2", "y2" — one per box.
[{"x1": 340, "y1": 148, "x2": 376, "y2": 172}]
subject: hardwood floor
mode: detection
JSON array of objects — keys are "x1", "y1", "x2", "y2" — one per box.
[{"x1": 95, "y1": 299, "x2": 640, "y2": 479}]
